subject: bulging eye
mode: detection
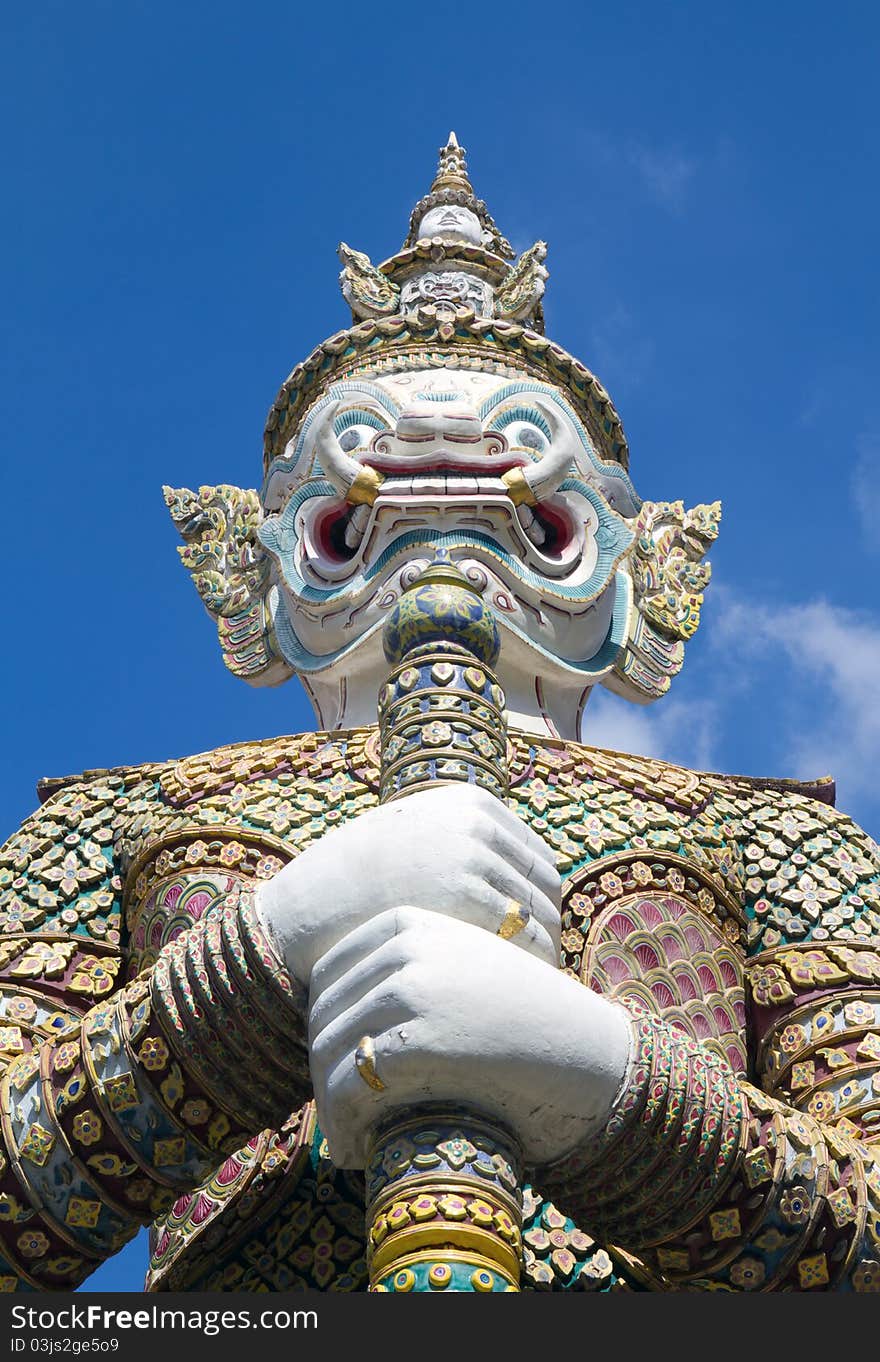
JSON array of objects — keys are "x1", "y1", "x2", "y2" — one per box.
[
  {"x1": 487, "y1": 404, "x2": 552, "y2": 453},
  {"x1": 518, "y1": 424, "x2": 546, "y2": 451},
  {"x1": 333, "y1": 407, "x2": 388, "y2": 454}
]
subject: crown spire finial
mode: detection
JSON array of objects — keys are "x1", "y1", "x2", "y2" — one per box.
[
  {"x1": 403, "y1": 132, "x2": 514, "y2": 259},
  {"x1": 430, "y1": 132, "x2": 474, "y2": 196}
]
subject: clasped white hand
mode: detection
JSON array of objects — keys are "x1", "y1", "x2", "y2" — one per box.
[
  {"x1": 256, "y1": 783, "x2": 562, "y2": 985},
  {"x1": 307, "y1": 906, "x2": 632, "y2": 1169},
  {"x1": 255, "y1": 783, "x2": 632, "y2": 1170}
]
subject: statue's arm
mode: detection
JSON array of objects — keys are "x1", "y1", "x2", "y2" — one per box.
[
  {"x1": 537, "y1": 809, "x2": 880, "y2": 1292},
  {"x1": 537, "y1": 1007, "x2": 880, "y2": 1290},
  {"x1": 0, "y1": 780, "x2": 307, "y2": 1291}
]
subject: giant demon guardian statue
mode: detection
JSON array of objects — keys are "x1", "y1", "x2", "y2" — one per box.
[{"x1": 3, "y1": 135, "x2": 880, "y2": 1293}]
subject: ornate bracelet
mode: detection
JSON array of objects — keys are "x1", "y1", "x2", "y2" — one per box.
[
  {"x1": 538, "y1": 1013, "x2": 744, "y2": 1253},
  {"x1": 0, "y1": 878, "x2": 307, "y2": 1290}
]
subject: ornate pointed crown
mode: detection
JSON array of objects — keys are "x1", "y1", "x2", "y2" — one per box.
[
  {"x1": 402, "y1": 131, "x2": 514, "y2": 257},
  {"x1": 265, "y1": 133, "x2": 630, "y2": 480}
]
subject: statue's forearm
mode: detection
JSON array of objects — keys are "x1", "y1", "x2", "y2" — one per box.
[
  {"x1": 539, "y1": 1012, "x2": 877, "y2": 1291},
  {"x1": 0, "y1": 883, "x2": 307, "y2": 1290}
]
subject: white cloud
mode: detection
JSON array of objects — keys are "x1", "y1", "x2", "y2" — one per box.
[
  {"x1": 576, "y1": 130, "x2": 698, "y2": 216},
  {"x1": 852, "y1": 434, "x2": 880, "y2": 552},
  {"x1": 626, "y1": 144, "x2": 697, "y2": 215},
  {"x1": 712, "y1": 594, "x2": 880, "y2": 817},
  {"x1": 581, "y1": 588, "x2": 880, "y2": 836},
  {"x1": 583, "y1": 689, "x2": 720, "y2": 772}
]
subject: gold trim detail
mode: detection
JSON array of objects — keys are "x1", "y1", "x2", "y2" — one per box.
[
  {"x1": 497, "y1": 901, "x2": 529, "y2": 940},
  {"x1": 354, "y1": 1036, "x2": 385, "y2": 1092}
]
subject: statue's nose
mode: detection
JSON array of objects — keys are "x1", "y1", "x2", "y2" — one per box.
[{"x1": 395, "y1": 401, "x2": 483, "y2": 444}]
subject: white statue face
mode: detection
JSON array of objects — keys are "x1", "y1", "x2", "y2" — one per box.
[
  {"x1": 259, "y1": 367, "x2": 641, "y2": 729},
  {"x1": 415, "y1": 205, "x2": 486, "y2": 246}
]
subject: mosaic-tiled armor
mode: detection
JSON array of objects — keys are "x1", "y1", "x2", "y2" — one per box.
[{"x1": 3, "y1": 136, "x2": 880, "y2": 1293}]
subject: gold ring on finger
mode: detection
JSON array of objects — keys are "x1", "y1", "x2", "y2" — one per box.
[
  {"x1": 355, "y1": 1035, "x2": 386, "y2": 1091},
  {"x1": 497, "y1": 898, "x2": 530, "y2": 940}
]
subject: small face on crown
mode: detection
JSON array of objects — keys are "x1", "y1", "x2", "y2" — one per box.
[{"x1": 416, "y1": 205, "x2": 487, "y2": 247}]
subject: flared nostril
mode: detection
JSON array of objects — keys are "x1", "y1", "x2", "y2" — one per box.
[{"x1": 395, "y1": 404, "x2": 483, "y2": 442}]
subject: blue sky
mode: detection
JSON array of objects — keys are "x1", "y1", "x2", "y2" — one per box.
[{"x1": 1, "y1": 1, "x2": 878, "y2": 1290}]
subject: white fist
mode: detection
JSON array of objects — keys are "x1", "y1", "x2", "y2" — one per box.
[
  {"x1": 256, "y1": 784, "x2": 562, "y2": 988},
  {"x1": 307, "y1": 907, "x2": 633, "y2": 1169}
]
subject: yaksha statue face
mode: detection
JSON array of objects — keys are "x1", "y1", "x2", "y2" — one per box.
[{"x1": 166, "y1": 134, "x2": 720, "y2": 738}]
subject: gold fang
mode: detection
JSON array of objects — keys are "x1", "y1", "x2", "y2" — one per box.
[
  {"x1": 501, "y1": 466, "x2": 538, "y2": 506},
  {"x1": 346, "y1": 466, "x2": 385, "y2": 507},
  {"x1": 355, "y1": 1036, "x2": 386, "y2": 1091}
]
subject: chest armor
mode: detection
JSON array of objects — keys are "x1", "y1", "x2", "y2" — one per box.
[{"x1": 122, "y1": 728, "x2": 751, "y2": 1291}]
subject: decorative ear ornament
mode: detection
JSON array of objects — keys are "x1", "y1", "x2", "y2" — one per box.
[
  {"x1": 338, "y1": 243, "x2": 401, "y2": 320},
  {"x1": 163, "y1": 484, "x2": 290, "y2": 686},
  {"x1": 608, "y1": 499, "x2": 722, "y2": 703},
  {"x1": 494, "y1": 241, "x2": 548, "y2": 327}
]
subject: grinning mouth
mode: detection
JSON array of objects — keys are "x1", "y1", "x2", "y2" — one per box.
[
  {"x1": 361, "y1": 452, "x2": 528, "y2": 476},
  {"x1": 316, "y1": 469, "x2": 576, "y2": 562},
  {"x1": 371, "y1": 469, "x2": 512, "y2": 495}
]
